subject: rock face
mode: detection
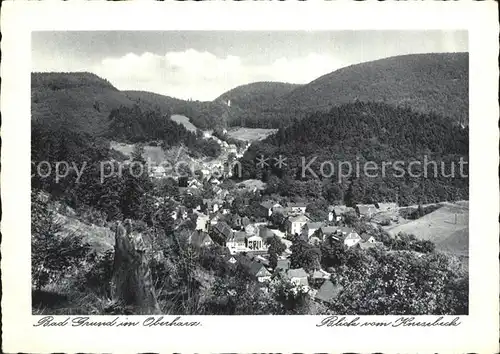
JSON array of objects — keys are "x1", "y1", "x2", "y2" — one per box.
[{"x1": 111, "y1": 220, "x2": 160, "y2": 314}]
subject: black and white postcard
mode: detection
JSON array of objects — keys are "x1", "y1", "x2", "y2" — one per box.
[{"x1": 2, "y1": 1, "x2": 498, "y2": 353}]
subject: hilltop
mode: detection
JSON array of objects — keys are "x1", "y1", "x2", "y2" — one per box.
[
  {"x1": 124, "y1": 90, "x2": 228, "y2": 130},
  {"x1": 238, "y1": 101, "x2": 469, "y2": 206},
  {"x1": 281, "y1": 52, "x2": 469, "y2": 127},
  {"x1": 31, "y1": 53, "x2": 468, "y2": 134},
  {"x1": 31, "y1": 73, "x2": 230, "y2": 135},
  {"x1": 32, "y1": 72, "x2": 137, "y2": 135},
  {"x1": 227, "y1": 52, "x2": 469, "y2": 128},
  {"x1": 217, "y1": 81, "x2": 301, "y2": 111}
]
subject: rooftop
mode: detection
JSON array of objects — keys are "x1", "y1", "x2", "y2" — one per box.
[
  {"x1": 315, "y1": 280, "x2": 343, "y2": 303},
  {"x1": 306, "y1": 222, "x2": 324, "y2": 230},
  {"x1": 287, "y1": 268, "x2": 308, "y2": 278},
  {"x1": 213, "y1": 221, "x2": 233, "y2": 239},
  {"x1": 288, "y1": 202, "x2": 307, "y2": 208},
  {"x1": 189, "y1": 230, "x2": 212, "y2": 248},
  {"x1": 288, "y1": 214, "x2": 311, "y2": 223}
]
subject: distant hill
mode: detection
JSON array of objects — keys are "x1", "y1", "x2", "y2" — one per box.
[
  {"x1": 281, "y1": 52, "x2": 469, "y2": 127},
  {"x1": 31, "y1": 53, "x2": 469, "y2": 134},
  {"x1": 125, "y1": 90, "x2": 237, "y2": 130},
  {"x1": 124, "y1": 90, "x2": 186, "y2": 116},
  {"x1": 217, "y1": 81, "x2": 301, "y2": 111},
  {"x1": 32, "y1": 72, "x2": 137, "y2": 135},
  {"x1": 32, "y1": 73, "x2": 230, "y2": 136}
]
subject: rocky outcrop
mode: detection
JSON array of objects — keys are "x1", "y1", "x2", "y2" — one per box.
[{"x1": 111, "y1": 220, "x2": 160, "y2": 314}]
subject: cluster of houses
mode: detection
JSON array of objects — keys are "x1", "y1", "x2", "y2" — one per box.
[
  {"x1": 148, "y1": 132, "x2": 249, "y2": 181},
  {"x1": 146, "y1": 153, "x2": 399, "y2": 305},
  {"x1": 188, "y1": 233, "x2": 345, "y2": 305},
  {"x1": 182, "y1": 197, "x2": 396, "y2": 304},
  {"x1": 188, "y1": 197, "x2": 395, "y2": 255}
]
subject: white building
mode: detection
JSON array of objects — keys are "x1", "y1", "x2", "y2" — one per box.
[{"x1": 285, "y1": 214, "x2": 311, "y2": 236}]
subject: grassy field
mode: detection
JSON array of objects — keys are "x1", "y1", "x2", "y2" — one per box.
[
  {"x1": 387, "y1": 201, "x2": 469, "y2": 256},
  {"x1": 227, "y1": 127, "x2": 277, "y2": 142},
  {"x1": 170, "y1": 114, "x2": 198, "y2": 133},
  {"x1": 110, "y1": 141, "x2": 167, "y2": 164}
]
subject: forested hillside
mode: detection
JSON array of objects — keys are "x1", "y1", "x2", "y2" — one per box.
[
  {"x1": 32, "y1": 73, "x2": 232, "y2": 135},
  {"x1": 125, "y1": 90, "x2": 233, "y2": 130},
  {"x1": 217, "y1": 81, "x2": 300, "y2": 111},
  {"x1": 32, "y1": 72, "x2": 137, "y2": 135},
  {"x1": 31, "y1": 53, "x2": 468, "y2": 133},
  {"x1": 238, "y1": 101, "x2": 469, "y2": 206},
  {"x1": 283, "y1": 53, "x2": 468, "y2": 127}
]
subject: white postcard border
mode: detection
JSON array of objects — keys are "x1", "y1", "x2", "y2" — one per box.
[{"x1": 1, "y1": 1, "x2": 498, "y2": 353}]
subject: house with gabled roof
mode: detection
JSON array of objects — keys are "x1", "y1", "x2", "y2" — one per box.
[
  {"x1": 209, "y1": 212, "x2": 223, "y2": 226},
  {"x1": 287, "y1": 202, "x2": 307, "y2": 214},
  {"x1": 249, "y1": 262, "x2": 272, "y2": 282},
  {"x1": 302, "y1": 222, "x2": 325, "y2": 239},
  {"x1": 356, "y1": 204, "x2": 378, "y2": 218},
  {"x1": 188, "y1": 230, "x2": 213, "y2": 249},
  {"x1": 311, "y1": 269, "x2": 331, "y2": 286},
  {"x1": 357, "y1": 233, "x2": 383, "y2": 250},
  {"x1": 260, "y1": 200, "x2": 283, "y2": 218},
  {"x1": 287, "y1": 268, "x2": 309, "y2": 288},
  {"x1": 360, "y1": 233, "x2": 376, "y2": 243},
  {"x1": 187, "y1": 178, "x2": 203, "y2": 189},
  {"x1": 331, "y1": 227, "x2": 362, "y2": 248},
  {"x1": 319, "y1": 226, "x2": 362, "y2": 247},
  {"x1": 223, "y1": 254, "x2": 238, "y2": 265},
  {"x1": 237, "y1": 254, "x2": 272, "y2": 282},
  {"x1": 318, "y1": 226, "x2": 339, "y2": 240},
  {"x1": 227, "y1": 231, "x2": 247, "y2": 253},
  {"x1": 315, "y1": 280, "x2": 343, "y2": 304},
  {"x1": 285, "y1": 214, "x2": 311, "y2": 236},
  {"x1": 211, "y1": 221, "x2": 233, "y2": 245},
  {"x1": 275, "y1": 258, "x2": 291, "y2": 273},
  {"x1": 203, "y1": 199, "x2": 220, "y2": 214},
  {"x1": 331, "y1": 205, "x2": 356, "y2": 222}
]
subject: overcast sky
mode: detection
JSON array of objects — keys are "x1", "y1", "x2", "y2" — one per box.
[{"x1": 32, "y1": 31, "x2": 468, "y2": 101}]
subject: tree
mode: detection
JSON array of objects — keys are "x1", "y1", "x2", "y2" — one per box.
[
  {"x1": 269, "y1": 211, "x2": 285, "y2": 228},
  {"x1": 120, "y1": 149, "x2": 154, "y2": 221},
  {"x1": 325, "y1": 247, "x2": 468, "y2": 315},
  {"x1": 266, "y1": 236, "x2": 286, "y2": 269},
  {"x1": 290, "y1": 235, "x2": 321, "y2": 271},
  {"x1": 152, "y1": 199, "x2": 176, "y2": 235},
  {"x1": 183, "y1": 194, "x2": 203, "y2": 209},
  {"x1": 320, "y1": 237, "x2": 348, "y2": 268},
  {"x1": 417, "y1": 204, "x2": 424, "y2": 218},
  {"x1": 203, "y1": 139, "x2": 222, "y2": 158},
  {"x1": 305, "y1": 198, "x2": 329, "y2": 221},
  {"x1": 131, "y1": 144, "x2": 145, "y2": 163},
  {"x1": 156, "y1": 177, "x2": 179, "y2": 198},
  {"x1": 269, "y1": 274, "x2": 311, "y2": 314}
]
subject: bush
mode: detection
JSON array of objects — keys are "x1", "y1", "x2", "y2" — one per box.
[
  {"x1": 379, "y1": 218, "x2": 391, "y2": 226},
  {"x1": 77, "y1": 250, "x2": 114, "y2": 297},
  {"x1": 32, "y1": 192, "x2": 91, "y2": 290}
]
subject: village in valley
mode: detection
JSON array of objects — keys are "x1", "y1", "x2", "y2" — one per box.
[
  {"x1": 142, "y1": 137, "x2": 417, "y2": 306},
  {"x1": 31, "y1": 31, "x2": 469, "y2": 316}
]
